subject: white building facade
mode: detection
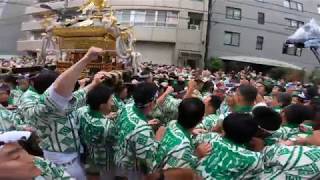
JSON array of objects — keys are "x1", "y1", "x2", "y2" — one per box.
[{"x1": 17, "y1": 0, "x2": 208, "y2": 68}]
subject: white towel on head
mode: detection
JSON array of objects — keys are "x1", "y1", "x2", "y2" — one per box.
[{"x1": 0, "y1": 131, "x2": 31, "y2": 148}]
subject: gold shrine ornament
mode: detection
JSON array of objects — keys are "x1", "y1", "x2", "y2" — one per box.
[{"x1": 79, "y1": 0, "x2": 109, "y2": 13}]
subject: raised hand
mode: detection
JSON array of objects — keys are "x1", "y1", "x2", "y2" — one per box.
[
  {"x1": 85, "y1": 47, "x2": 105, "y2": 60},
  {"x1": 155, "y1": 126, "x2": 166, "y2": 141},
  {"x1": 191, "y1": 128, "x2": 207, "y2": 136},
  {"x1": 148, "y1": 119, "x2": 160, "y2": 126},
  {"x1": 196, "y1": 143, "x2": 212, "y2": 158},
  {"x1": 164, "y1": 86, "x2": 174, "y2": 95}
]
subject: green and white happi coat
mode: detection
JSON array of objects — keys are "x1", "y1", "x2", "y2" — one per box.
[
  {"x1": 16, "y1": 88, "x2": 39, "y2": 126},
  {"x1": 153, "y1": 121, "x2": 198, "y2": 171},
  {"x1": 77, "y1": 106, "x2": 116, "y2": 169},
  {"x1": 263, "y1": 144, "x2": 320, "y2": 179},
  {"x1": 21, "y1": 88, "x2": 87, "y2": 153},
  {"x1": 34, "y1": 156, "x2": 73, "y2": 180},
  {"x1": 0, "y1": 104, "x2": 19, "y2": 131},
  {"x1": 112, "y1": 95, "x2": 125, "y2": 111},
  {"x1": 265, "y1": 124, "x2": 310, "y2": 146},
  {"x1": 216, "y1": 100, "x2": 231, "y2": 122},
  {"x1": 151, "y1": 95, "x2": 181, "y2": 125},
  {"x1": 9, "y1": 88, "x2": 24, "y2": 105},
  {"x1": 195, "y1": 132, "x2": 263, "y2": 180},
  {"x1": 115, "y1": 103, "x2": 158, "y2": 172},
  {"x1": 196, "y1": 114, "x2": 220, "y2": 131}
]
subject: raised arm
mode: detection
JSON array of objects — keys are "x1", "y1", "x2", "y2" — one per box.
[
  {"x1": 183, "y1": 80, "x2": 197, "y2": 99},
  {"x1": 53, "y1": 47, "x2": 105, "y2": 98},
  {"x1": 156, "y1": 86, "x2": 174, "y2": 106}
]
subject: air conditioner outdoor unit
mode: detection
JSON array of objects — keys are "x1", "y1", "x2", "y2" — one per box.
[{"x1": 189, "y1": 24, "x2": 199, "y2": 30}]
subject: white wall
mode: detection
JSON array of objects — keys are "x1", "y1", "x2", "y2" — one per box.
[{"x1": 135, "y1": 41, "x2": 174, "y2": 65}]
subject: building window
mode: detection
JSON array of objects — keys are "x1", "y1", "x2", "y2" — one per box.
[
  {"x1": 166, "y1": 11, "x2": 179, "y2": 27},
  {"x1": 226, "y1": 7, "x2": 241, "y2": 20},
  {"x1": 115, "y1": 10, "x2": 131, "y2": 25},
  {"x1": 285, "y1": 18, "x2": 304, "y2": 29},
  {"x1": 224, "y1": 31, "x2": 240, "y2": 46},
  {"x1": 283, "y1": 0, "x2": 303, "y2": 11},
  {"x1": 188, "y1": 12, "x2": 203, "y2": 30},
  {"x1": 256, "y1": 36, "x2": 264, "y2": 50},
  {"x1": 116, "y1": 10, "x2": 178, "y2": 27},
  {"x1": 145, "y1": 10, "x2": 156, "y2": 26},
  {"x1": 157, "y1": 11, "x2": 167, "y2": 26},
  {"x1": 283, "y1": 44, "x2": 302, "y2": 56},
  {"x1": 134, "y1": 10, "x2": 146, "y2": 26},
  {"x1": 258, "y1": 12, "x2": 265, "y2": 24}
]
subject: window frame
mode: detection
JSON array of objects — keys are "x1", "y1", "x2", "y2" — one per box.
[
  {"x1": 283, "y1": 0, "x2": 304, "y2": 12},
  {"x1": 282, "y1": 45, "x2": 303, "y2": 56},
  {"x1": 226, "y1": 7, "x2": 242, "y2": 20},
  {"x1": 256, "y1": 36, "x2": 264, "y2": 50},
  {"x1": 258, "y1": 12, "x2": 265, "y2": 25},
  {"x1": 188, "y1": 12, "x2": 203, "y2": 30},
  {"x1": 115, "y1": 9, "x2": 179, "y2": 27},
  {"x1": 224, "y1": 31, "x2": 240, "y2": 47},
  {"x1": 285, "y1": 18, "x2": 304, "y2": 29}
]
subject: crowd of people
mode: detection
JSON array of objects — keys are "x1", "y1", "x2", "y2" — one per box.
[
  {"x1": 0, "y1": 56, "x2": 36, "y2": 69},
  {"x1": 0, "y1": 47, "x2": 319, "y2": 180}
]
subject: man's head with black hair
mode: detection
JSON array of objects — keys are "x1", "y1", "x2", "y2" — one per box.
[
  {"x1": 306, "y1": 86, "x2": 319, "y2": 99},
  {"x1": 31, "y1": 69, "x2": 59, "y2": 94},
  {"x1": 3, "y1": 75, "x2": 17, "y2": 89},
  {"x1": 283, "y1": 104, "x2": 314, "y2": 125},
  {"x1": 236, "y1": 84, "x2": 257, "y2": 106},
  {"x1": 86, "y1": 84, "x2": 113, "y2": 114},
  {"x1": 202, "y1": 81, "x2": 214, "y2": 94},
  {"x1": 0, "y1": 83, "x2": 10, "y2": 106},
  {"x1": 17, "y1": 78, "x2": 30, "y2": 92},
  {"x1": 256, "y1": 82, "x2": 271, "y2": 96},
  {"x1": 272, "y1": 85, "x2": 286, "y2": 96},
  {"x1": 139, "y1": 69, "x2": 153, "y2": 83},
  {"x1": 278, "y1": 92, "x2": 292, "y2": 108},
  {"x1": 223, "y1": 113, "x2": 258, "y2": 144},
  {"x1": 177, "y1": 98, "x2": 205, "y2": 130},
  {"x1": 133, "y1": 82, "x2": 158, "y2": 115},
  {"x1": 204, "y1": 95, "x2": 222, "y2": 116},
  {"x1": 114, "y1": 82, "x2": 128, "y2": 100},
  {"x1": 252, "y1": 106, "x2": 281, "y2": 138}
]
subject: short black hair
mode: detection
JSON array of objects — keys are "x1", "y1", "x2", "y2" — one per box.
[
  {"x1": 252, "y1": 106, "x2": 281, "y2": 131},
  {"x1": 284, "y1": 104, "x2": 314, "y2": 125},
  {"x1": 238, "y1": 85, "x2": 257, "y2": 104},
  {"x1": 209, "y1": 95, "x2": 222, "y2": 111},
  {"x1": 86, "y1": 84, "x2": 113, "y2": 111},
  {"x1": 32, "y1": 69, "x2": 59, "y2": 94},
  {"x1": 278, "y1": 93, "x2": 292, "y2": 108},
  {"x1": 0, "y1": 83, "x2": 10, "y2": 94},
  {"x1": 178, "y1": 98, "x2": 205, "y2": 129},
  {"x1": 139, "y1": 69, "x2": 152, "y2": 81},
  {"x1": 275, "y1": 85, "x2": 286, "y2": 93},
  {"x1": 133, "y1": 82, "x2": 158, "y2": 108},
  {"x1": 114, "y1": 82, "x2": 127, "y2": 95},
  {"x1": 3, "y1": 75, "x2": 17, "y2": 87},
  {"x1": 306, "y1": 86, "x2": 319, "y2": 99},
  {"x1": 202, "y1": 81, "x2": 214, "y2": 93},
  {"x1": 223, "y1": 113, "x2": 258, "y2": 144}
]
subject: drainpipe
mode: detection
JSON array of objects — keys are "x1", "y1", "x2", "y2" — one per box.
[{"x1": 204, "y1": 0, "x2": 212, "y2": 69}]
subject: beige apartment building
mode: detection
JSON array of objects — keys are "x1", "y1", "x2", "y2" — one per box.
[{"x1": 17, "y1": 0, "x2": 208, "y2": 68}]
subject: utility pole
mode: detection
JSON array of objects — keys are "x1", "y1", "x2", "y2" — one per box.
[
  {"x1": 64, "y1": 0, "x2": 68, "y2": 8},
  {"x1": 204, "y1": 0, "x2": 213, "y2": 68}
]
